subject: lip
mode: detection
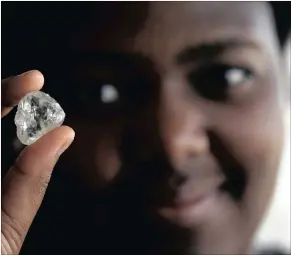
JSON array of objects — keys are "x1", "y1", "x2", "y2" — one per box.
[
  {"x1": 157, "y1": 190, "x2": 221, "y2": 227},
  {"x1": 151, "y1": 174, "x2": 227, "y2": 227}
]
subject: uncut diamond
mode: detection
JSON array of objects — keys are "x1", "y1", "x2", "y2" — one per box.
[{"x1": 15, "y1": 91, "x2": 65, "y2": 145}]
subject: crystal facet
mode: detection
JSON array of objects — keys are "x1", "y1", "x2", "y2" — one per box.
[{"x1": 15, "y1": 91, "x2": 65, "y2": 145}]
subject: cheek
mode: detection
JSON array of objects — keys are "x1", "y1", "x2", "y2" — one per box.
[
  {"x1": 212, "y1": 102, "x2": 284, "y2": 228},
  {"x1": 226, "y1": 111, "x2": 284, "y2": 198},
  {"x1": 66, "y1": 118, "x2": 123, "y2": 188},
  {"x1": 219, "y1": 106, "x2": 284, "y2": 182},
  {"x1": 208, "y1": 73, "x2": 285, "y2": 181},
  {"x1": 94, "y1": 138, "x2": 121, "y2": 182}
]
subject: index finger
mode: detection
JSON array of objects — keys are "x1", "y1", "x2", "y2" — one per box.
[{"x1": 1, "y1": 70, "x2": 44, "y2": 117}]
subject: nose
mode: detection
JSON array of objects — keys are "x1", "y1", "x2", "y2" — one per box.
[{"x1": 158, "y1": 76, "x2": 209, "y2": 170}]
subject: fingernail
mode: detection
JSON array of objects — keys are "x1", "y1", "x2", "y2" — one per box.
[
  {"x1": 18, "y1": 70, "x2": 36, "y2": 77},
  {"x1": 57, "y1": 136, "x2": 74, "y2": 158}
]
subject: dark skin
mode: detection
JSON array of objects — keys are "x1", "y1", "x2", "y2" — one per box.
[{"x1": 1, "y1": 2, "x2": 287, "y2": 255}]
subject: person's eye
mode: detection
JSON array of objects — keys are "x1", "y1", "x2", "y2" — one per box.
[
  {"x1": 70, "y1": 78, "x2": 126, "y2": 118},
  {"x1": 187, "y1": 64, "x2": 253, "y2": 101},
  {"x1": 100, "y1": 84, "x2": 119, "y2": 104},
  {"x1": 78, "y1": 80, "x2": 120, "y2": 106}
]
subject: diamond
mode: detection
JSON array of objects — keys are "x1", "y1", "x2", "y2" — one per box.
[{"x1": 15, "y1": 91, "x2": 65, "y2": 145}]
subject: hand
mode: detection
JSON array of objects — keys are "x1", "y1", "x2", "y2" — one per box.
[{"x1": 1, "y1": 70, "x2": 75, "y2": 255}]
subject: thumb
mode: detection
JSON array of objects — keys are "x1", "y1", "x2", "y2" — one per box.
[{"x1": 1, "y1": 126, "x2": 74, "y2": 255}]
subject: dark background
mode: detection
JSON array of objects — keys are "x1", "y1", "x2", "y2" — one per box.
[
  {"x1": 1, "y1": 2, "x2": 291, "y2": 76},
  {"x1": 1, "y1": 2, "x2": 291, "y2": 255},
  {"x1": 1, "y1": 0, "x2": 291, "y2": 195},
  {"x1": 1, "y1": 2, "x2": 103, "y2": 175}
]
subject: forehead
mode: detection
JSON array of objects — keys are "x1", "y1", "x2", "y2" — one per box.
[
  {"x1": 75, "y1": 2, "x2": 278, "y2": 68},
  {"x1": 136, "y1": 3, "x2": 276, "y2": 55}
]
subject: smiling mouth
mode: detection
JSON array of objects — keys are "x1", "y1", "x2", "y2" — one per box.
[
  {"x1": 110, "y1": 162, "x2": 246, "y2": 230},
  {"x1": 114, "y1": 153, "x2": 246, "y2": 220},
  {"x1": 116, "y1": 131, "x2": 247, "y2": 226},
  {"x1": 156, "y1": 191, "x2": 227, "y2": 227},
  {"x1": 154, "y1": 176, "x2": 229, "y2": 226},
  {"x1": 141, "y1": 163, "x2": 246, "y2": 228}
]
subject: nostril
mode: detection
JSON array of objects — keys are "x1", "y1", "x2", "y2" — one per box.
[
  {"x1": 187, "y1": 151, "x2": 198, "y2": 159},
  {"x1": 172, "y1": 133, "x2": 209, "y2": 162},
  {"x1": 169, "y1": 174, "x2": 186, "y2": 189}
]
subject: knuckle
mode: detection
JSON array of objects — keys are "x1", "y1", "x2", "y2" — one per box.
[
  {"x1": 13, "y1": 149, "x2": 52, "y2": 207},
  {"x1": 12, "y1": 157, "x2": 28, "y2": 179},
  {"x1": 1, "y1": 210, "x2": 27, "y2": 254},
  {"x1": 15, "y1": 145, "x2": 40, "y2": 174}
]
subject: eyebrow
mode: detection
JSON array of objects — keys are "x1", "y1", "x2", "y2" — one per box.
[
  {"x1": 176, "y1": 39, "x2": 259, "y2": 65},
  {"x1": 70, "y1": 52, "x2": 137, "y2": 68},
  {"x1": 65, "y1": 51, "x2": 154, "y2": 77}
]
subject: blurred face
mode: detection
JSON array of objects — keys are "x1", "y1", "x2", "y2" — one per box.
[{"x1": 63, "y1": 2, "x2": 285, "y2": 254}]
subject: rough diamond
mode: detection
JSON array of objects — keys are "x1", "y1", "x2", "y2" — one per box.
[{"x1": 15, "y1": 91, "x2": 65, "y2": 145}]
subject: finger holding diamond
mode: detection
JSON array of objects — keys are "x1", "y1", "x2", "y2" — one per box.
[
  {"x1": 1, "y1": 70, "x2": 44, "y2": 117},
  {"x1": 2, "y1": 126, "x2": 75, "y2": 255},
  {"x1": 2, "y1": 70, "x2": 71, "y2": 255}
]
